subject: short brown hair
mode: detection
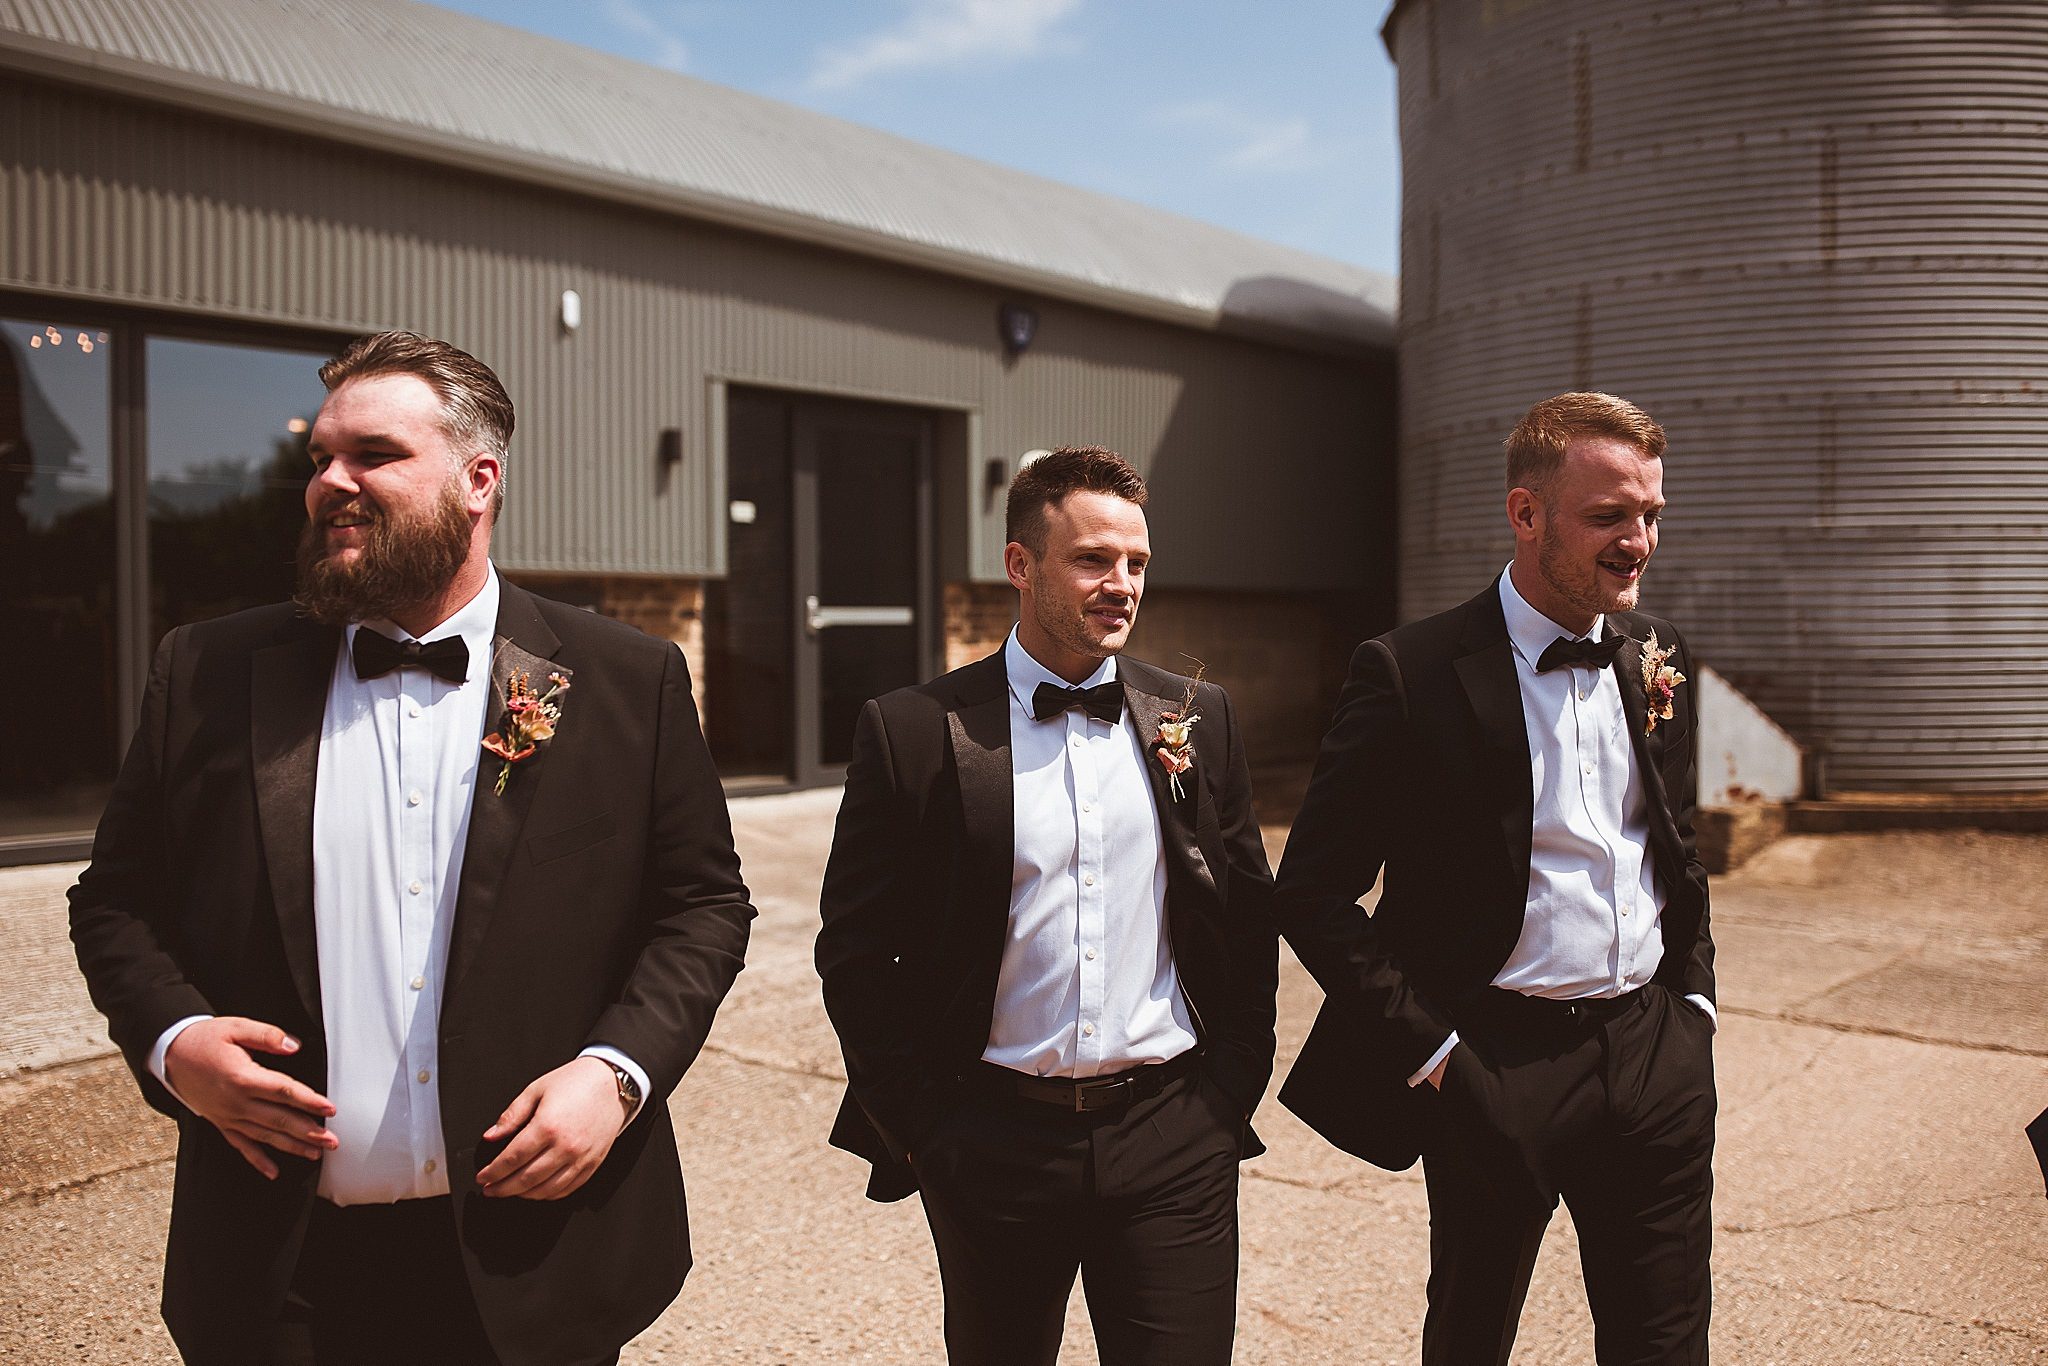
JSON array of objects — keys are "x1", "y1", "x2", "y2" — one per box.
[
  {"x1": 1505, "y1": 392, "x2": 1665, "y2": 494},
  {"x1": 1005, "y1": 446, "x2": 1147, "y2": 554},
  {"x1": 320, "y1": 331, "x2": 514, "y2": 511}
]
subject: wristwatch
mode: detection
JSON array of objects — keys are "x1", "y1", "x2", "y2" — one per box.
[{"x1": 602, "y1": 1060, "x2": 641, "y2": 1114}]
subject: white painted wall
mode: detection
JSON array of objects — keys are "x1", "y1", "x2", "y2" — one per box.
[{"x1": 1698, "y1": 666, "x2": 1803, "y2": 808}]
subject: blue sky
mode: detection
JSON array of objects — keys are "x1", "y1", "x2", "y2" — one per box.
[{"x1": 427, "y1": 0, "x2": 1403, "y2": 276}]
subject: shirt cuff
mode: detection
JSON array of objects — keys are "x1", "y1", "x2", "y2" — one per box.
[
  {"x1": 1408, "y1": 1032, "x2": 1460, "y2": 1088},
  {"x1": 579, "y1": 1046, "x2": 650, "y2": 1125},
  {"x1": 149, "y1": 1015, "x2": 213, "y2": 1109},
  {"x1": 1682, "y1": 994, "x2": 1718, "y2": 1031}
]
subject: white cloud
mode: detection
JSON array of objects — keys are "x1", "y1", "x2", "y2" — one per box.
[
  {"x1": 807, "y1": 0, "x2": 1082, "y2": 93},
  {"x1": 1154, "y1": 100, "x2": 1331, "y2": 174},
  {"x1": 604, "y1": 0, "x2": 691, "y2": 73}
]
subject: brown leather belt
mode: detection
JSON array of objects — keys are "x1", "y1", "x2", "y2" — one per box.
[{"x1": 975, "y1": 1050, "x2": 1200, "y2": 1113}]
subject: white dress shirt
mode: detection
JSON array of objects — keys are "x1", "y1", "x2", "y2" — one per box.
[
  {"x1": 150, "y1": 565, "x2": 646, "y2": 1204},
  {"x1": 982, "y1": 630, "x2": 1197, "y2": 1078},
  {"x1": 1410, "y1": 569, "x2": 1714, "y2": 1085}
]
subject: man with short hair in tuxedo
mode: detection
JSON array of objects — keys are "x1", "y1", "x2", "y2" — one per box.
[
  {"x1": 1275, "y1": 392, "x2": 1717, "y2": 1365},
  {"x1": 69, "y1": 330, "x2": 754, "y2": 1365},
  {"x1": 816, "y1": 446, "x2": 1278, "y2": 1365}
]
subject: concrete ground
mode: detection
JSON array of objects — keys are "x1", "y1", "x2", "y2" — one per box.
[{"x1": 2, "y1": 791, "x2": 2044, "y2": 1363}]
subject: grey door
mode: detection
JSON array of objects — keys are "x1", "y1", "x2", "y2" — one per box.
[{"x1": 792, "y1": 401, "x2": 934, "y2": 783}]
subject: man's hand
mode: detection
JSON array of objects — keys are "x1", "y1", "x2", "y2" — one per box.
[
  {"x1": 163, "y1": 1017, "x2": 338, "y2": 1179},
  {"x1": 478, "y1": 1057, "x2": 629, "y2": 1200}
]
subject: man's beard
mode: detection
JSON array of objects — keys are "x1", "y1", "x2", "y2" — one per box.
[
  {"x1": 294, "y1": 479, "x2": 474, "y2": 626},
  {"x1": 1031, "y1": 588, "x2": 1131, "y2": 663},
  {"x1": 1538, "y1": 514, "x2": 1641, "y2": 620}
]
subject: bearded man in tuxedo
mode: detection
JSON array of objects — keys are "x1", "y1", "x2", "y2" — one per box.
[
  {"x1": 1276, "y1": 392, "x2": 1717, "y2": 1365},
  {"x1": 816, "y1": 446, "x2": 1278, "y2": 1365},
  {"x1": 69, "y1": 330, "x2": 754, "y2": 1366}
]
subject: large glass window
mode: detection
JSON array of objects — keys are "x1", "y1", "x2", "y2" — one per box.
[
  {"x1": 0, "y1": 310, "x2": 333, "y2": 857},
  {"x1": 0, "y1": 319, "x2": 117, "y2": 844},
  {"x1": 146, "y1": 337, "x2": 326, "y2": 649}
]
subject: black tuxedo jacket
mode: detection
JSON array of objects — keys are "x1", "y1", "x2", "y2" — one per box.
[
  {"x1": 1273, "y1": 579, "x2": 1714, "y2": 1171},
  {"x1": 68, "y1": 583, "x2": 754, "y2": 1366},
  {"x1": 815, "y1": 650, "x2": 1278, "y2": 1203}
]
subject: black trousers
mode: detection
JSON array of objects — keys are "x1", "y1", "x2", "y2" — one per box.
[
  {"x1": 259, "y1": 1197, "x2": 623, "y2": 1366},
  {"x1": 1422, "y1": 984, "x2": 1716, "y2": 1366},
  {"x1": 912, "y1": 1059, "x2": 1246, "y2": 1366}
]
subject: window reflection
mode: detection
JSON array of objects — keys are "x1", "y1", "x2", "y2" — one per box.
[
  {"x1": 0, "y1": 318, "x2": 117, "y2": 842},
  {"x1": 146, "y1": 337, "x2": 326, "y2": 647}
]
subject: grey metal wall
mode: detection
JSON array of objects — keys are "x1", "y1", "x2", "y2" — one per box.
[
  {"x1": 1389, "y1": 0, "x2": 2048, "y2": 792},
  {"x1": 0, "y1": 73, "x2": 1389, "y2": 595}
]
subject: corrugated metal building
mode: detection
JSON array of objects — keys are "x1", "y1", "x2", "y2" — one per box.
[
  {"x1": 0, "y1": 0, "x2": 1397, "y2": 861},
  {"x1": 1386, "y1": 0, "x2": 2048, "y2": 793}
]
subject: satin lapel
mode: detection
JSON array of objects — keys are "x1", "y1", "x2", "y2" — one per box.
[
  {"x1": 445, "y1": 587, "x2": 565, "y2": 997},
  {"x1": 1612, "y1": 631, "x2": 1685, "y2": 872},
  {"x1": 1453, "y1": 630, "x2": 1535, "y2": 897},
  {"x1": 251, "y1": 622, "x2": 342, "y2": 1026},
  {"x1": 946, "y1": 658, "x2": 1014, "y2": 956},
  {"x1": 1123, "y1": 673, "x2": 1216, "y2": 898}
]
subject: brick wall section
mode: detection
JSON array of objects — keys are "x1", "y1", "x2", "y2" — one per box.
[
  {"x1": 944, "y1": 582, "x2": 1016, "y2": 672},
  {"x1": 1125, "y1": 588, "x2": 1355, "y2": 767},
  {"x1": 943, "y1": 581, "x2": 1363, "y2": 767},
  {"x1": 509, "y1": 573, "x2": 707, "y2": 715}
]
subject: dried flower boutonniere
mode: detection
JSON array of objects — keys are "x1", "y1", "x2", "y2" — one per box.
[
  {"x1": 1153, "y1": 657, "x2": 1207, "y2": 801},
  {"x1": 481, "y1": 669, "x2": 570, "y2": 795},
  {"x1": 1639, "y1": 631, "x2": 1685, "y2": 734}
]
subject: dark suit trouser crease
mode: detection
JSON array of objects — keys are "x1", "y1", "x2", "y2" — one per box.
[
  {"x1": 1421, "y1": 985, "x2": 1715, "y2": 1366},
  {"x1": 913, "y1": 1066, "x2": 1244, "y2": 1366}
]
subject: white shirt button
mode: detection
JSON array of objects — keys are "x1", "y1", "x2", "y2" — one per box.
[
  {"x1": 1085, "y1": 948, "x2": 1097, "y2": 961},
  {"x1": 408, "y1": 879, "x2": 423, "y2": 896},
  {"x1": 410, "y1": 975, "x2": 425, "y2": 990},
  {"x1": 1621, "y1": 905, "x2": 1632, "y2": 918},
  {"x1": 417, "y1": 1069, "x2": 431, "y2": 1083},
  {"x1": 1584, "y1": 765, "x2": 1595, "y2": 777},
  {"x1": 424, "y1": 1159, "x2": 437, "y2": 1174},
  {"x1": 1081, "y1": 1022, "x2": 1095, "y2": 1037},
  {"x1": 1081, "y1": 802, "x2": 1091, "y2": 813},
  {"x1": 1083, "y1": 873, "x2": 1095, "y2": 887},
  {"x1": 407, "y1": 789, "x2": 423, "y2": 807},
  {"x1": 408, "y1": 702, "x2": 422, "y2": 719}
]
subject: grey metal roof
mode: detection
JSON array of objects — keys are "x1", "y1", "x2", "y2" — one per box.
[{"x1": 0, "y1": 0, "x2": 1395, "y2": 350}]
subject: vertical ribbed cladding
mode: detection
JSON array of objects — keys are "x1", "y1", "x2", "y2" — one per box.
[{"x1": 1388, "y1": 0, "x2": 2048, "y2": 792}]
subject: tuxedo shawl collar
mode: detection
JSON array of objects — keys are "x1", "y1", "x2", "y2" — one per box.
[
  {"x1": 1452, "y1": 585, "x2": 1536, "y2": 899},
  {"x1": 944, "y1": 649, "x2": 1216, "y2": 949},
  {"x1": 447, "y1": 582, "x2": 566, "y2": 996},
  {"x1": 1451, "y1": 582, "x2": 1688, "y2": 914},
  {"x1": 252, "y1": 617, "x2": 344, "y2": 1025},
  {"x1": 248, "y1": 584, "x2": 568, "y2": 1024}
]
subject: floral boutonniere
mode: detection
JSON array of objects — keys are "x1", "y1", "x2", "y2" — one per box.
[
  {"x1": 481, "y1": 669, "x2": 570, "y2": 795},
  {"x1": 1639, "y1": 631, "x2": 1685, "y2": 734},
  {"x1": 1153, "y1": 657, "x2": 1207, "y2": 801}
]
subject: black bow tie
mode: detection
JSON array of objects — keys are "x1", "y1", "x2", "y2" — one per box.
[
  {"x1": 1031, "y1": 680, "x2": 1124, "y2": 725},
  {"x1": 352, "y1": 629, "x2": 470, "y2": 685},
  {"x1": 1536, "y1": 633, "x2": 1625, "y2": 674}
]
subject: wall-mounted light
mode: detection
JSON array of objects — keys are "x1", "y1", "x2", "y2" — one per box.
[
  {"x1": 560, "y1": 288, "x2": 583, "y2": 335},
  {"x1": 658, "y1": 427, "x2": 683, "y2": 471},
  {"x1": 998, "y1": 302, "x2": 1038, "y2": 355}
]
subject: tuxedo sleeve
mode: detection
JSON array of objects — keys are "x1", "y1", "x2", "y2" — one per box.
[
  {"x1": 67, "y1": 626, "x2": 213, "y2": 1117},
  {"x1": 1272, "y1": 637, "x2": 1458, "y2": 1079},
  {"x1": 814, "y1": 698, "x2": 935, "y2": 1162},
  {"x1": 1202, "y1": 683, "x2": 1280, "y2": 1117},
  {"x1": 585, "y1": 642, "x2": 754, "y2": 1102}
]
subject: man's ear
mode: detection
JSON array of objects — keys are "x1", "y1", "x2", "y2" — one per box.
[
  {"x1": 1003, "y1": 541, "x2": 1034, "y2": 594},
  {"x1": 464, "y1": 452, "x2": 502, "y2": 519},
  {"x1": 1506, "y1": 487, "x2": 1542, "y2": 540}
]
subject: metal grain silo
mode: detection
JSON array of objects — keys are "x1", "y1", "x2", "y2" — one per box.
[{"x1": 1387, "y1": 0, "x2": 2048, "y2": 792}]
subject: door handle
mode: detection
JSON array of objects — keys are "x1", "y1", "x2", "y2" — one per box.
[{"x1": 806, "y1": 595, "x2": 914, "y2": 634}]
